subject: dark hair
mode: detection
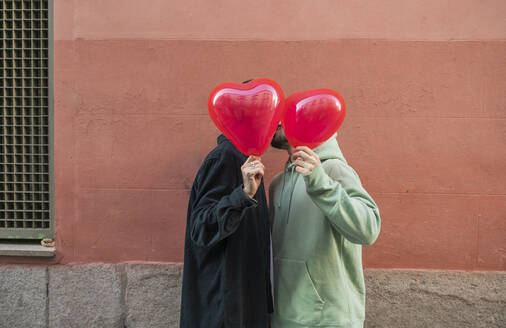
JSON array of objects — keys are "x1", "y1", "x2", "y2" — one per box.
[{"x1": 242, "y1": 79, "x2": 254, "y2": 84}]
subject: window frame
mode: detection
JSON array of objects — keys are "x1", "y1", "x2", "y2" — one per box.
[{"x1": 0, "y1": 0, "x2": 54, "y2": 240}]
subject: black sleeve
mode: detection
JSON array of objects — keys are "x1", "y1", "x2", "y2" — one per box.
[{"x1": 189, "y1": 156, "x2": 257, "y2": 248}]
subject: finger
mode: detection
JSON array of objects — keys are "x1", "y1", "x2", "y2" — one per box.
[
  {"x1": 295, "y1": 166, "x2": 309, "y2": 175},
  {"x1": 293, "y1": 158, "x2": 303, "y2": 167},
  {"x1": 295, "y1": 146, "x2": 319, "y2": 159},
  {"x1": 292, "y1": 154, "x2": 316, "y2": 167},
  {"x1": 292, "y1": 151, "x2": 312, "y2": 163},
  {"x1": 243, "y1": 166, "x2": 254, "y2": 175},
  {"x1": 246, "y1": 169, "x2": 264, "y2": 180},
  {"x1": 296, "y1": 161, "x2": 314, "y2": 171},
  {"x1": 294, "y1": 160, "x2": 309, "y2": 168},
  {"x1": 295, "y1": 147, "x2": 320, "y2": 164},
  {"x1": 255, "y1": 161, "x2": 265, "y2": 170},
  {"x1": 248, "y1": 167, "x2": 264, "y2": 176},
  {"x1": 305, "y1": 147, "x2": 319, "y2": 158},
  {"x1": 244, "y1": 156, "x2": 258, "y2": 165},
  {"x1": 243, "y1": 166, "x2": 256, "y2": 174},
  {"x1": 245, "y1": 160, "x2": 264, "y2": 172},
  {"x1": 295, "y1": 146, "x2": 312, "y2": 153},
  {"x1": 250, "y1": 160, "x2": 263, "y2": 166},
  {"x1": 242, "y1": 158, "x2": 252, "y2": 169}
]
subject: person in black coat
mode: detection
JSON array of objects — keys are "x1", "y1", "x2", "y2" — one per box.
[{"x1": 180, "y1": 134, "x2": 273, "y2": 328}]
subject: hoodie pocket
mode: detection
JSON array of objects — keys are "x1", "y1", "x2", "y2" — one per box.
[{"x1": 274, "y1": 258, "x2": 324, "y2": 325}]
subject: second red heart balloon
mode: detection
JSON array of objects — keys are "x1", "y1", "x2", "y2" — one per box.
[{"x1": 282, "y1": 89, "x2": 346, "y2": 149}]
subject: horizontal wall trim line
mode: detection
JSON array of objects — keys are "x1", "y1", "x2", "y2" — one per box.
[
  {"x1": 73, "y1": 114, "x2": 506, "y2": 120},
  {"x1": 59, "y1": 37, "x2": 506, "y2": 42},
  {"x1": 79, "y1": 187, "x2": 190, "y2": 191},
  {"x1": 76, "y1": 188, "x2": 506, "y2": 197},
  {"x1": 371, "y1": 192, "x2": 506, "y2": 197}
]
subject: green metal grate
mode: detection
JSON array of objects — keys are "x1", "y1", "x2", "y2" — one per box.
[{"x1": 0, "y1": 0, "x2": 53, "y2": 239}]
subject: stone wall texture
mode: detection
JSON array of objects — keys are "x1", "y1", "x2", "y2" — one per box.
[{"x1": 0, "y1": 264, "x2": 504, "y2": 328}]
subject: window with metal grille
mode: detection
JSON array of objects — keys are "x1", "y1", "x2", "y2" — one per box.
[{"x1": 0, "y1": 0, "x2": 53, "y2": 239}]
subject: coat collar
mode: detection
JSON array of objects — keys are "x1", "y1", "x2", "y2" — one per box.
[{"x1": 217, "y1": 134, "x2": 228, "y2": 145}]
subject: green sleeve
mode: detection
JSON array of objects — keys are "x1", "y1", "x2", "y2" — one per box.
[{"x1": 303, "y1": 161, "x2": 381, "y2": 245}]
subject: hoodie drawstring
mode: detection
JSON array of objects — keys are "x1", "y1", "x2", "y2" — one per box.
[{"x1": 276, "y1": 164, "x2": 298, "y2": 254}]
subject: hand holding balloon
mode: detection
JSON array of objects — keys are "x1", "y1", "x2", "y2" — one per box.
[
  {"x1": 291, "y1": 146, "x2": 321, "y2": 175},
  {"x1": 241, "y1": 156, "x2": 265, "y2": 199}
]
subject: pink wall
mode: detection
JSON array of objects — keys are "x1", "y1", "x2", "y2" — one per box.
[
  {"x1": 6, "y1": 1, "x2": 505, "y2": 270},
  {"x1": 57, "y1": 0, "x2": 506, "y2": 41}
]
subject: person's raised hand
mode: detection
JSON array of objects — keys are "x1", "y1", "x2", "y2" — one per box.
[
  {"x1": 291, "y1": 146, "x2": 321, "y2": 175},
  {"x1": 241, "y1": 156, "x2": 265, "y2": 199}
]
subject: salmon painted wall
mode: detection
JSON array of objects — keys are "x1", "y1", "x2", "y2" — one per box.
[{"x1": 5, "y1": 1, "x2": 504, "y2": 269}]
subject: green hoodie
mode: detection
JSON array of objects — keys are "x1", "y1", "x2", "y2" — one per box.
[{"x1": 269, "y1": 136, "x2": 381, "y2": 328}]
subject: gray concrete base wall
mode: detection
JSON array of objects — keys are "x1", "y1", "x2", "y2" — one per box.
[
  {"x1": 0, "y1": 264, "x2": 504, "y2": 328},
  {"x1": 364, "y1": 270, "x2": 505, "y2": 328}
]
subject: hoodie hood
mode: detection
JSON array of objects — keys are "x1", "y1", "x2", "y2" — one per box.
[
  {"x1": 312, "y1": 133, "x2": 346, "y2": 163},
  {"x1": 286, "y1": 134, "x2": 346, "y2": 169}
]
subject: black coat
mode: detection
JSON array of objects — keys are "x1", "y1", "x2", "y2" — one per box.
[{"x1": 180, "y1": 135, "x2": 273, "y2": 328}]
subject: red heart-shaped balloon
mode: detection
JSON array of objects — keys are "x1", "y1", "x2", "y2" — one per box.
[
  {"x1": 282, "y1": 89, "x2": 346, "y2": 149},
  {"x1": 208, "y1": 78, "x2": 285, "y2": 156}
]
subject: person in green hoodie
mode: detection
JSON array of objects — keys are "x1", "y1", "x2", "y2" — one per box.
[{"x1": 269, "y1": 126, "x2": 381, "y2": 328}]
